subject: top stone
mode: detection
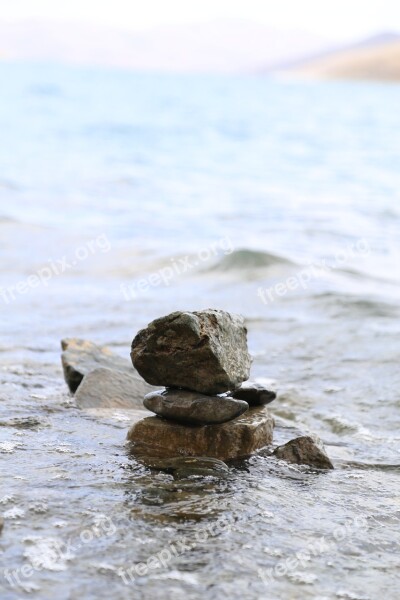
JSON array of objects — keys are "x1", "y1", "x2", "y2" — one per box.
[{"x1": 131, "y1": 309, "x2": 251, "y2": 395}]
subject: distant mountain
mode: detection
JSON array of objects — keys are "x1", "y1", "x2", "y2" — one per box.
[
  {"x1": 0, "y1": 18, "x2": 332, "y2": 73},
  {"x1": 284, "y1": 31, "x2": 400, "y2": 81},
  {"x1": 359, "y1": 31, "x2": 400, "y2": 47}
]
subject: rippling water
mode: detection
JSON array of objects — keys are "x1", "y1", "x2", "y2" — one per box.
[{"x1": 1, "y1": 62, "x2": 400, "y2": 599}]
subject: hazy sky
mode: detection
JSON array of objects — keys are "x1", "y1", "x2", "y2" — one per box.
[{"x1": 1, "y1": 0, "x2": 400, "y2": 40}]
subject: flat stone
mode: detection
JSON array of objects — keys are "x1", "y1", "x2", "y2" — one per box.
[
  {"x1": 143, "y1": 388, "x2": 248, "y2": 425},
  {"x1": 74, "y1": 367, "x2": 154, "y2": 409},
  {"x1": 61, "y1": 338, "x2": 131, "y2": 393},
  {"x1": 61, "y1": 338, "x2": 154, "y2": 397},
  {"x1": 232, "y1": 382, "x2": 276, "y2": 406},
  {"x1": 127, "y1": 406, "x2": 274, "y2": 461},
  {"x1": 131, "y1": 309, "x2": 252, "y2": 395},
  {"x1": 134, "y1": 455, "x2": 229, "y2": 477},
  {"x1": 273, "y1": 435, "x2": 334, "y2": 469}
]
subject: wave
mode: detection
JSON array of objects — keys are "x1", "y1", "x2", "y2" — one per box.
[
  {"x1": 0, "y1": 215, "x2": 19, "y2": 224},
  {"x1": 336, "y1": 461, "x2": 400, "y2": 472},
  {"x1": 0, "y1": 179, "x2": 19, "y2": 191},
  {"x1": 206, "y1": 249, "x2": 295, "y2": 273},
  {"x1": 337, "y1": 266, "x2": 400, "y2": 287},
  {"x1": 312, "y1": 292, "x2": 399, "y2": 318}
]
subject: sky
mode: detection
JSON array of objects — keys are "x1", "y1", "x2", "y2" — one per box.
[{"x1": 0, "y1": 0, "x2": 399, "y2": 41}]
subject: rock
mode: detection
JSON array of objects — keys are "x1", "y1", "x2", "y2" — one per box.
[
  {"x1": 131, "y1": 309, "x2": 251, "y2": 395},
  {"x1": 135, "y1": 455, "x2": 229, "y2": 477},
  {"x1": 61, "y1": 338, "x2": 154, "y2": 399},
  {"x1": 74, "y1": 367, "x2": 156, "y2": 409},
  {"x1": 232, "y1": 382, "x2": 276, "y2": 406},
  {"x1": 143, "y1": 388, "x2": 248, "y2": 425},
  {"x1": 174, "y1": 466, "x2": 226, "y2": 479},
  {"x1": 0, "y1": 516, "x2": 3, "y2": 534},
  {"x1": 273, "y1": 435, "x2": 334, "y2": 469},
  {"x1": 127, "y1": 406, "x2": 274, "y2": 461},
  {"x1": 61, "y1": 338, "x2": 133, "y2": 393}
]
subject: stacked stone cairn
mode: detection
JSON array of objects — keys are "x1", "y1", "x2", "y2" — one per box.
[{"x1": 127, "y1": 309, "x2": 277, "y2": 461}]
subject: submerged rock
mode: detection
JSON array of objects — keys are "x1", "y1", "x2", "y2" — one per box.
[
  {"x1": 127, "y1": 406, "x2": 274, "y2": 460},
  {"x1": 74, "y1": 367, "x2": 155, "y2": 409},
  {"x1": 232, "y1": 382, "x2": 276, "y2": 406},
  {"x1": 144, "y1": 388, "x2": 248, "y2": 425},
  {"x1": 273, "y1": 435, "x2": 334, "y2": 469},
  {"x1": 131, "y1": 309, "x2": 251, "y2": 395},
  {"x1": 137, "y1": 455, "x2": 229, "y2": 477},
  {"x1": 61, "y1": 338, "x2": 132, "y2": 393}
]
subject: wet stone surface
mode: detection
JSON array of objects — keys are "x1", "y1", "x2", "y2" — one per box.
[
  {"x1": 131, "y1": 309, "x2": 252, "y2": 395},
  {"x1": 143, "y1": 388, "x2": 249, "y2": 425}
]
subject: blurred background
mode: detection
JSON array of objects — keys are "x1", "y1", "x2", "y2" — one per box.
[
  {"x1": 1, "y1": 2, "x2": 400, "y2": 599},
  {"x1": 1, "y1": 0, "x2": 399, "y2": 364}
]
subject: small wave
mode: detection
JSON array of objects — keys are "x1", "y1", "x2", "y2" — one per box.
[
  {"x1": 0, "y1": 214, "x2": 19, "y2": 224},
  {"x1": 0, "y1": 179, "x2": 19, "y2": 191},
  {"x1": 312, "y1": 292, "x2": 399, "y2": 318},
  {"x1": 206, "y1": 249, "x2": 294, "y2": 272},
  {"x1": 336, "y1": 460, "x2": 400, "y2": 472},
  {"x1": 24, "y1": 537, "x2": 74, "y2": 571},
  {"x1": 0, "y1": 441, "x2": 22, "y2": 453},
  {"x1": 4, "y1": 506, "x2": 25, "y2": 518},
  {"x1": 323, "y1": 414, "x2": 364, "y2": 434},
  {"x1": 337, "y1": 266, "x2": 400, "y2": 287}
]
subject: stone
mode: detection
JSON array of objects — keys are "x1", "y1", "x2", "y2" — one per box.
[
  {"x1": 74, "y1": 367, "x2": 155, "y2": 409},
  {"x1": 127, "y1": 406, "x2": 274, "y2": 461},
  {"x1": 273, "y1": 435, "x2": 334, "y2": 469},
  {"x1": 61, "y1": 338, "x2": 154, "y2": 396},
  {"x1": 131, "y1": 309, "x2": 251, "y2": 395},
  {"x1": 61, "y1": 338, "x2": 132, "y2": 393},
  {"x1": 143, "y1": 388, "x2": 248, "y2": 425},
  {"x1": 134, "y1": 455, "x2": 229, "y2": 477},
  {"x1": 232, "y1": 382, "x2": 276, "y2": 406},
  {"x1": 0, "y1": 516, "x2": 3, "y2": 534}
]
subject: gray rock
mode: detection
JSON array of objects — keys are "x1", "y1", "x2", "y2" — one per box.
[
  {"x1": 273, "y1": 435, "x2": 334, "y2": 469},
  {"x1": 232, "y1": 382, "x2": 276, "y2": 406},
  {"x1": 127, "y1": 406, "x2": 274, "y2": 460},
  {"x1": 144, "y1": 388, "x2": 248, "y2": 425},
  {"x1": 74, "y1": 367, "x2": 155, "y2": 409},
  {"x1": 0, "y1": 516, "x2": 3, "y2": 534},
  {"x1": 131, "y1": 309, "x2": 251, "y2": 395},
  {"x1": 61, "y1": 338, "x2": 132, "y2": 393},
  {"x1": 61, "y1": 338, "x2": 154, "y2": 401}
]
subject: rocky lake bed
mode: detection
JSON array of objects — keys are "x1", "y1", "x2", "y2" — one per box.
[{"x1": 1, "y1": 307, "x2": 398, "y2": 600}]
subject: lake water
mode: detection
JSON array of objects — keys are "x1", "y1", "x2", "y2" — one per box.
[{"x1": 1, "y1": 62, "x2": 400, "y2": 599}]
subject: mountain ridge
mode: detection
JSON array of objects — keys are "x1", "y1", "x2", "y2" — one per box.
[{"x1": 282, "y1": 31, "x2": 400, "y2": 81}]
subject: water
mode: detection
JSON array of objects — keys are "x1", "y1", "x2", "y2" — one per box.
[{"x1": 1, "y1": 62, "x2": 400, "y2": 599}]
